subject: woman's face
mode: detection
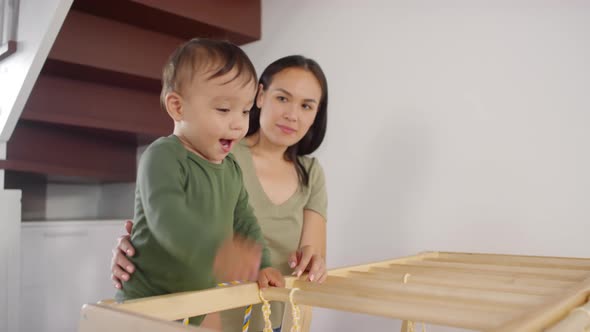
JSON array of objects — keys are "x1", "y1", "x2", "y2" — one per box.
[{"x1": 256, "y1": 67, "x2": 322, "y2": 148}]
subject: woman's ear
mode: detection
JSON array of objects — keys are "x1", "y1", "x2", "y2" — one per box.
[
  {"x1": 165, "y1": 92, "x2": 183, "y2": 121},
  {"x1": 256, "y1": 83, "x2": 265, "y2": 108}
]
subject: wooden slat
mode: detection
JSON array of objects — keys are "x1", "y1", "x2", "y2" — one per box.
[
  {"x1": 300, "y1": 277, "x2": 545, "y2": 310},
  {"x1": 299, "y1": 284, "x2": 522, "y2": 315},
  {"x1": 436, "y1": 252, "x2": 590, "y2": 270},
  {"x1": 409, "y1": 260, "x2": 589, "y2": 280},
  {"x1": 328, "y1": 252, "x2": 437, "y2": 276},
  {"x1": 369, "y1": 266, "x2": 575, "y2": 287},
  {"x1": 347, "y1": 270, "x2": 562, "y2": 296},
  {"x1": 79, "y1": 304, "x2": 210, "y2": 332},
  {"x1": 386, "y1": 263, "x2": 586, "y2": 281},
  {"x1": 262, "y1": 287, "x2": 515, "y2": 331}
]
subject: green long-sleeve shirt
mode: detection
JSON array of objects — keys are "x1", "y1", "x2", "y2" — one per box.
[{"x1": 115, "y1": 135, "x2": 271, "y2": 308}]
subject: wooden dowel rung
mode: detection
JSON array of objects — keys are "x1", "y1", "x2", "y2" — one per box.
[
  {"x1": 261, "y1": 287, "x2": 514, "y2": 331},
  {"x1": 347, "y1": 270, "x2": 562, "y2": 296},
  {"x1": 490, "y1": 279, "x2": 590, "y2": 331},
  {"x1": 545, "y1": 297, "x2": 590, "y2": 332}
]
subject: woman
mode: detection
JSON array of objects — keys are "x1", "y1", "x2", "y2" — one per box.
[{"x1": 111, "y1": 55, "x2": 329, "y2": 332}]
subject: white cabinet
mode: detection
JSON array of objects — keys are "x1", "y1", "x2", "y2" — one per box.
[
  {"x1": 20, "y1": 221, "x2": 124, "y2": 332},
  {"x1": 1, "y1": 190, "x2": 21, "y2": 332}
]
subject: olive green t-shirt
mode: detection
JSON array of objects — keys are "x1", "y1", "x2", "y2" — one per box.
[
  {"x1": 221, "y1": 140, "x2": 328, "y2": 331},
  {"x1": 115, "y1": 135, "x2": 271, "y2": 325}
]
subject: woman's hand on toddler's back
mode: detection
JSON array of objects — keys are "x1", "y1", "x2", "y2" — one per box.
[{"x1": 111, "y1": 220, "x2": 136, "y2": 289}]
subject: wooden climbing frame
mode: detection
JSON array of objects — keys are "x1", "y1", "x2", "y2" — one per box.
[{"x1": 78, "y1": 251, "x2": 590, "y2": 331}]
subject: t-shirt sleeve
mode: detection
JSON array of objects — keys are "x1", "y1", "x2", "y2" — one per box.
[
  {"x1": 138, "y1": 144, "x2": 225, "y2": 266},
  {"x1": 304, "y1": 158, "x2": 328, "y2": 221},
  {"x1": 232, "y1": 164, "x2": 272, "y2": 269}
]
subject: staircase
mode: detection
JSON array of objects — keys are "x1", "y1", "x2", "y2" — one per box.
[{"x1": 1, "y1": 0, "x2": 261, "y2": 183}]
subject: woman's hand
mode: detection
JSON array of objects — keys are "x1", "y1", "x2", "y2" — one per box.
[
  {"x1": 288, "y1": 245, "x2": 327, "y2": 283},
  {"x1": 111, "y1": 220, "x2": 136, "y2": 289}
]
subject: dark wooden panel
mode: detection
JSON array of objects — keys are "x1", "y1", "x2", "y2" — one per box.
[
  {"x1": 0, "y1": 121, "x2": 138, "y2": 182},
  {"x1": 42, "y1": 59, "x2": 162, "y2": 93},
  {"x1": 49, "y1": 10, "x2": 184, "y2": 80},
  {"x1": 72, "y1": 0, "x2": 260, "y2": 43},
  {"x1": 21, "y1": 75, "x2": 172, "y2": 137}
]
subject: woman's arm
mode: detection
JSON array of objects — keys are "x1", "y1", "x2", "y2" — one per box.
[{"x1": 300, "y1": 210, "x2": 326, "y2": 258}]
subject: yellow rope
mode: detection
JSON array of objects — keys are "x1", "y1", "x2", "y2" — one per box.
[
  {"x1": 259, "y1": 289, "x2": 273, "y2": 332},
  {"x1": 403, "y1": 274, "x2": 426, "y2": 332},
  {"x1": 259, "y1": 288, "x2": 302, "y2": 332},
  {"x1": 289, "y1": 288, "x2": 301, "y2": 332},
  {"x1": 573, "y1": 307, "x2": 590, "y2": 317}
]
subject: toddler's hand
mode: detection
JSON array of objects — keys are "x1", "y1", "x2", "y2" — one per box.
[
  {"x1": 258, "y1": 267, "x2": 285, "y2": 289},
  {"x1": 213, "y1": 235, "x2": 262, "y2": 282}
]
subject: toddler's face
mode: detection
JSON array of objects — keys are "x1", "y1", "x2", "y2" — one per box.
[{"x1": 177, "y1": 68, "x2": 256, "y2": 163}]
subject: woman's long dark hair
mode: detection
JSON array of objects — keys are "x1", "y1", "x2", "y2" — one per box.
[{"x1": 247, "y1": 55, "x2": 328, "y2": 187}]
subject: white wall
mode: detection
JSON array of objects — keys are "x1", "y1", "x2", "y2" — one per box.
[
  {"x1": 1, "y1": 141, "x2": 5, "y2": 188},
  {"x1": 0, "y1": 189, "x2": 21, "y2": 332},
  {"x1": 0, "y1": 0, "x2": 72, "y2": 141},
  {"x1": 243, "y1": 1, "x2": 590, "y2": 330}
]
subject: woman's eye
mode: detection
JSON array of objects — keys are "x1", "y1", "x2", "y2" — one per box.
[
  {"x1": 277, "y1": 96, "x2": 288, "y2": 102},
  {"x1": 216, "y1": 108, "x2": 230, "y2": 113},
  {"x1": 243, "y1": 110, "x2": 251, "y2": 115},
  {"x1": 302, "y1": 104, "x2": 313, "y2": 110}
]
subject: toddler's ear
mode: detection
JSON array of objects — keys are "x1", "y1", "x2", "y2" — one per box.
[{"x1": 165, "y1": 92, "x2": 184, "y2": 121}]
